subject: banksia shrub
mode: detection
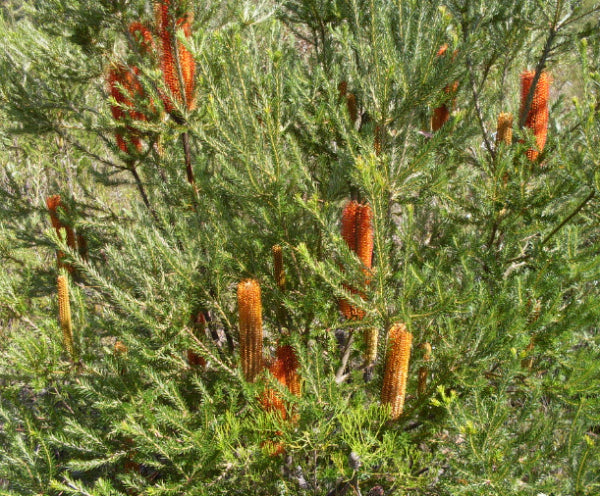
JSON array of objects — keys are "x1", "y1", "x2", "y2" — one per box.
[
  {"x1": 496, "y1": 112, "x2": 513, "y2": 146},
  {"x1": 381, "y1": 323, "x2": 413, "y2": 420},
  {"x1": 155, "y1": 1, "x2": 196, "y2": 113},
  {"x1": 107, "y1": 63, "x2": 147, "y2": 155},
  {"x1": 520, "y1": 70, "x2": 550, "y2": 161},
  {"x1": 237, "y1": 279, "x2": 264, "y2": 382},
  {"x1": 46, "y1": 195, "x2": 76, "y2": 271},
  {"x1": 57, "y1": 274, "x2": 76, "y2": 362},
  {"x1": 339, "y1": 200, "x2": 374, "y2": 320}
]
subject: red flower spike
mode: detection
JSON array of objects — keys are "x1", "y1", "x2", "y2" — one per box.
[
  {"x1": 107, "y1": 64, "x2": 147, "y2": 155},
  {"x1": 128, "y1": 22, "x2": 154, "y2": 53},
  {"x1": 155, "y1": 1, "x2": 195, "y2": 113}
]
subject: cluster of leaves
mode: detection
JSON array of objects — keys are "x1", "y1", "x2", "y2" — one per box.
[{"x1": 1, "y1": 0, "x2": 600, "y2": 495}]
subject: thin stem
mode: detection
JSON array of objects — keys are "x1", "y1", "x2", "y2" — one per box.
[
  {"x1": 541, "y1": 189, "x2": 595, "y2": 246},
  {"x1": 181, "y1": 131, "x2": 198, "y2": 196},
  {"x1": 466, "y1": 55, "x2": 495, "y2": 161},
  {"x1": 129, "y1": 164, "x2": 160, "y2": 224},
  {"x1": 335, "y1": 332, "x2": 355, "y2": 383}
]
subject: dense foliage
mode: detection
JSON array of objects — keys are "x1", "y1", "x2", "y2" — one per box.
[{"x1": 1, "y1": 1, "x2": 599, "y2": 494}]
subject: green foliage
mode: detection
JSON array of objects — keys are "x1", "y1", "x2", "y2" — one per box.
[{"x1": 1, "y1": 0, "x2": 600, "y2": 494}]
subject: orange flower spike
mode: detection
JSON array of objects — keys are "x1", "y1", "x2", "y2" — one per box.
[
  {"x1": 339, "y1": 200, "x2": 373, "y2": 320},
  {"x1": 155, "y1": 1, "x2": 178, "y2": 112},
  {"x1": 57, "y1": 274, "x2": 76, "y2": 361},
  {"x1": 128, "y1": 22, "x2": 154, "y2": 53},
  {"x1": 46, "y1": 195, "x2": 64, "y2": 232},
  {"x1": 177, "y1": 14, "x2": 196, "y2": 110},
  {"x1": 381, "y1": 323, "x2": 413, "y2": 420},
  {"x1": 276, "y1": 345, "x2": 301, "y2": 397},
  {"x1": 431, "y1": 106, "x2": 450, "y2": 132},
  {"x1": 237, "y1": 279, "x2": 264, "y2": 382},
  {"x1": 520, "y1": 70, "x2": 550, "y2": 161},
  {"x1": 356, "y1": 204, "x2": 374, "y2": 274},
  {"x1": 155, "y1": 1, "x2": 195, "y2": 112},
  {"x1": 339, "y1": 200, "x2": 359, "y2": 319},
  {"x1": 496, "y1": 112, "x2": 513, "y2": 146},
  {"x1": 107, "y1": 64, "x2": 146, "y2": 153},
  {"x1": 341, "y1": 200, "x2": 359, "y2": 252}
]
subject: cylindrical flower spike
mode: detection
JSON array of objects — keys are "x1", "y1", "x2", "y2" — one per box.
[
  {"x1": 339, "y1": 200, "x2": 374, "y2": 320},
  {"x1": 107, "y1": 64, "x2": 147, "y2": 155},
  {"x1": 237, "y1": 279, "x2": 264, "y2": 382},
  {"x1": 431, "y1": 105, "x2": 450, "y2": 132},
  {"x1": 57, "y1": 275, "x2": 76, "y2": 361},
  {"x1": 155, "y1": 0, "x2": 196, "y2": 113},
  {"x1": 259, "y1": 344, "x2": 301, "y2": 456},
  {"x1": 128, "y1": 22, "x2": 154, "y2": 53},
  {"x1": 496, "y1": 112, "x2": 513, "y2": 146},
  {"x1": 346, "y1": 92, "x2": 358, "y2": 123},
  {"x1": 381, "y1": 323, "x2": 413, "y2": 420},
  {"x1": 417, "y1": 342, "x2": 432, "y2": 396},
  {"x1": 177, "y1": 14, "x2": 196, "y2": 110},
  {"x1": 364, "y1": 327, "x2": 379, "y2": 367},
  {"x1": 272, "y1": 244, "x2": 285, "y2": 290},
  {"x1": 356, "y1": 204, "x2": 374, "y2": 281},
  {"x1": 276, "y1": 344, "x2": 301, "y2": 397},
  {"x1": 520, "y1": 70, "x2": 550, "y2": 161}
]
